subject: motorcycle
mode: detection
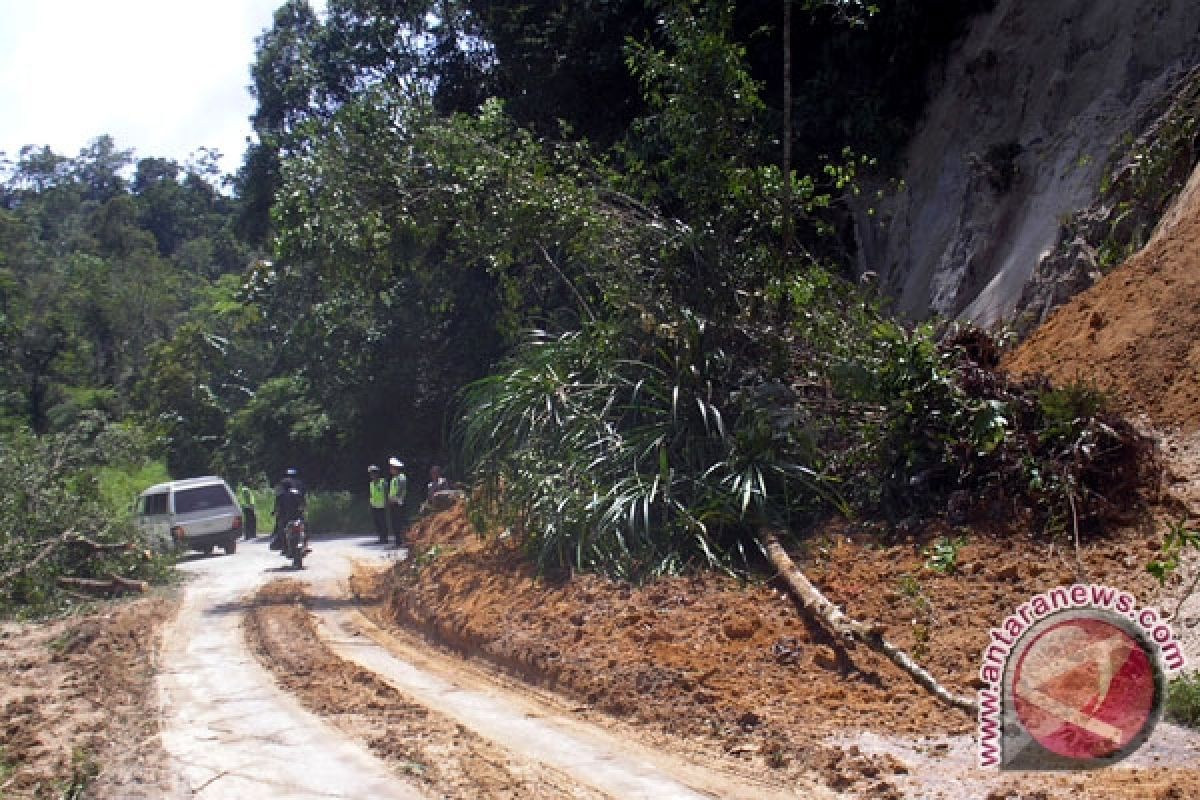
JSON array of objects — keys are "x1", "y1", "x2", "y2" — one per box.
[{"x1": 282, "y1": 517, "x2": 310, "y2": 569}]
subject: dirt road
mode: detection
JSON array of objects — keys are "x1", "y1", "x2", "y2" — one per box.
[{"x1": 159, "y1": 535, "x2": 820, "y2": 799}]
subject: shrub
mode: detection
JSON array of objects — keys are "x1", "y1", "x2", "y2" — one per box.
[{"x1": 1167, "y1": 672, "x2": 1200, "y2": 728}]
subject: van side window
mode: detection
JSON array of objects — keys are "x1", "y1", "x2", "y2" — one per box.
[
  {"x1": 139, "y1": 493, "x2": 168, "y2": 516},
  {"x1": 174, "y1": 485, "x2": 236, "y2": 514}
]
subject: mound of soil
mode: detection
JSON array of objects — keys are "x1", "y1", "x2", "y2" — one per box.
[
  {"x1": 365, "y1": 505, "x2": 1197, "y2": 798},
  {"x1": 1005, "y1": 164, "x2": 1200, "y2": 432}
]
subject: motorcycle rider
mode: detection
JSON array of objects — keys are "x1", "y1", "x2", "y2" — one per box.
[{"x1": 271, "y1": 469, "x2": 306, "y2": 553}]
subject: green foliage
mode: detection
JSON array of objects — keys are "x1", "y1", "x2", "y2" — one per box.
[
  {"x1": 924, "y1": 535, "x2": 967, "y2": 574},
  {"x1": 460, "y1": 243, "x2": 1149, "y2": 578},
  {"x1": 304, "y1": 490, "x2": 372, "y2": 537},
  {"x1": 60, "y1": 748, "x2": 100, "y2": 800},
  {"x1": 1147, "y1": 518, "x2": 1200, "y2": 585},
  {"x1": 459, "y1": 313, "x2": 842, "y2": 579},
  {"x1": 0, "y1": 748, "x2": 12, "y2": 787},
  {"x1": 824, "y1": 317, "x2": 1146, "y2": 531},
  {"x1": 1167, "y1": 672, "x2": 1200, "y2": 729},
  {"x1": 1083, "y1": 71, "x2": 1200, "y2": 274},
  {"x1": 413, "y1": 543, "x2": 444, "y2": 570},
  {"x1": 95, "y1": 458, "x2": 170, "y2": 516},
  {"x1": 0, "y1": 135, "x2": 254, "y2": 437},
  {"x1": 0, "y1": 414, "x2": 175, "y2": 619}
]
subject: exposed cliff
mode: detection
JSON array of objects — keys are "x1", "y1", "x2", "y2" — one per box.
[
  {"x1": 1005, "y1": 154, "x2": 1200, "y2": 432},
  {"x1": 856, "y1": 0, "x2": 1200, "y2": 328}
]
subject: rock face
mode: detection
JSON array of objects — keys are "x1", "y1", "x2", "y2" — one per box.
[
  {"x1": 856, "y1": 0, "x2": 1200, "y2": 328},
  {"x1": 1014, "y1": 66, "x2": 1200, "y2": 337}
]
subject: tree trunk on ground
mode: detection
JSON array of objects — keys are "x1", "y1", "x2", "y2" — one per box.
[
  {"x1": 759, "y1": 527, "x2": 978, "y2": 716},
  {"x1": 56, "y1": 574, "x2": 149, "y2": 595}
]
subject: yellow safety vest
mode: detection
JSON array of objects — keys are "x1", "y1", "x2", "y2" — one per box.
[
  {"x1": 369, "y1": 478, "x2": 388, "y2": 509},
  {"x1": 389, "y1": 474, "x2": 407, "y2": 505}
]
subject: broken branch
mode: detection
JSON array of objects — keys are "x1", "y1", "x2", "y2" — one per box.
[
  {"x1": 56, "y1": 574, "x2": 149, "y2": 595},
  {"x1": 759, "y1": 527, "x2": 978, "y2": 716}
]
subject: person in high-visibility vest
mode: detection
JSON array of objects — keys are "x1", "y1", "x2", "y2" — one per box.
[
  {"x1": 239, "y1": 485, "x2": 257, "y2": 540},
  {"x1": 387, "y1": 457, "x2": 408, "y2": 546},
  {"x1": 368, "y1": 465, "x2": 389, "y2": 543}
]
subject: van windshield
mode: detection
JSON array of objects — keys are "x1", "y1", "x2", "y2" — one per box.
[
  {"x1": 174, "y1": 485, "x2": 234, "y2": 514},
  {"x1": 138, "y1": 492, "x2": 168, "y2": 516}
]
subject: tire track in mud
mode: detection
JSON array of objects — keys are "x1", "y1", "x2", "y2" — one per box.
[
  {"x1": 157, "y1": 545, "x2": 422, "y2": 800},
  {"x1": 162, "y1": 536, "x2": 822, "y2": 799},
  {"x1": 245, "y1": 578, "x2": 609, "y2": 799},
  {"x1": 310, "y1": 600, "x2": 826, "y2": 799}
]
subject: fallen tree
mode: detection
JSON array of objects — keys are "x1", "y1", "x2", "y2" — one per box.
[
  {"x1": 0, "y1": 531, "x2": 138, "y2": 587},
  {"x1": 759, "y1": 527, "x2": 978, "y2": 716},
  {"x1": 56, "y1": 574, "x2": 150, "y2": 596}
]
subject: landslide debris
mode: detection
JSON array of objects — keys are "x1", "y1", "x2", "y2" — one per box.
[
  {"x1": 0, "y1": 593, "x2": 184, "y2": 799},
  {"x1": 1006, "y1": 161, "x2": 1200, "y2": 433}
]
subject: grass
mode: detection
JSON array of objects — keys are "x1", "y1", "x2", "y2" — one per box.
[
  {"x1": 59, "y1": 748, "x2": 99, "y2": 800},
  {"x1": 924, "y1": 536, "x2": 967, "y2": 575},
  {"x1": 96, "y1": 459, "x2": 171, "y2": 516},
  {"x1": 304, "y1": 490, "x2": 373, "y2": 536},
  {"x1": 0, "y1": 746, "x2": 14, "y2": 786}
]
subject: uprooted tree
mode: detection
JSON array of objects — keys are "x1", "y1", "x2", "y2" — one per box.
[{"x1": 0, "y1": 414, "x2": 173, "y2": 617}]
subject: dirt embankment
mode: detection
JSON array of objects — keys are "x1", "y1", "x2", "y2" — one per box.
[
  {"x1": 1005, "y1": 161, "x2": 1200, "y2": 433},
  {"x1": 0, "y1": 592, "x2": 184, "y2": 799},
  {"x1": 365, "y1": 506, "x2": 1196, "y2": 798}
]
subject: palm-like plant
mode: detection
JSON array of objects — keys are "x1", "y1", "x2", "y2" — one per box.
[{"x1": 458, "y1": 310, "x2": 841, "y2": 578}]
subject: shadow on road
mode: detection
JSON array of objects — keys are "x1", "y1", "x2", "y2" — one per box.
[{"x1": 204, "y1": 588, "x2": 366, "y2": 617}]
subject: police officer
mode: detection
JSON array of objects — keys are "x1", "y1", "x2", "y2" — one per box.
[
  {"x1": 387, "y1": 457, "x2": 407, "y2": 546},
  {"x1": 239, "y1": 484, "x2": 257, "y2": 540},
  {"x1": 368, "y1": 465, "x2": 389, "y2": 543}
]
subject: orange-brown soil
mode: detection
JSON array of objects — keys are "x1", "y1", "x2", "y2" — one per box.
[
  {"x1": 0, "y1": 592, "x2": 184, "y2": 799},
  {"x1": 359, "y1": 503, "x2": 1197, "y2": 798},
  {"x1": 1005, "y1": 171, "x2": 1200, "y2": 433}
]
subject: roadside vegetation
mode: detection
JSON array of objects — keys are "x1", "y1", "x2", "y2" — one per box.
[{"x1": 0, "y1": 415, "x2": 175, "y2": 619}]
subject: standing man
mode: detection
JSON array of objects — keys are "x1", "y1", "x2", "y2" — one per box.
[
  {"x1": 387, "y1": 457, "x2": 407, "y2": 547},
  {"x1": 368, "y1": 465, "x2": 389, "y2": 543},
  {"x1": 239, "y1": 484, "x2": 257, "y2": 540}
]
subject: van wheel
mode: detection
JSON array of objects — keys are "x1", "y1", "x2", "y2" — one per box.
[
  {"x1": 202, "y1": 545, "x2": 214, "y2": 556},
  {"x1": 225, "y1": 538, "x2": 238, "y2": 555}
]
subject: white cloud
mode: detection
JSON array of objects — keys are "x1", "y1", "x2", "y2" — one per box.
[{"x1": 0, "y1": 0, "x2": 324, "y2": 175}]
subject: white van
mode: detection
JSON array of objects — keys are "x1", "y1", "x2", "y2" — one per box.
[{"x1": 136, "y1": 476, "x2": 243, "y2": 555}]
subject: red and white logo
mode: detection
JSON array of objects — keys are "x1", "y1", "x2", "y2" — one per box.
[
  {"x1": 1010, "y1": 613, "x2": 1158, "y2": 763},
  {"x1": 977, "y1": 586, "x2": 1183, "y2": 770}
]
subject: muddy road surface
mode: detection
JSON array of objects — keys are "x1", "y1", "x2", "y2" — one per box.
[{"x1": 158, "y1": 534, "x2": 827, "y2": 799}]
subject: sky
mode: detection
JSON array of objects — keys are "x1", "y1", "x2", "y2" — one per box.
[{"x1": 0, "y1": 0, "x2": 325, "y2": 177}]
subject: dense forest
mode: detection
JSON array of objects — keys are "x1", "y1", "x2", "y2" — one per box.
[{"x1": 4, "y1": 0, "x2": 1148, "y2": 597}]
